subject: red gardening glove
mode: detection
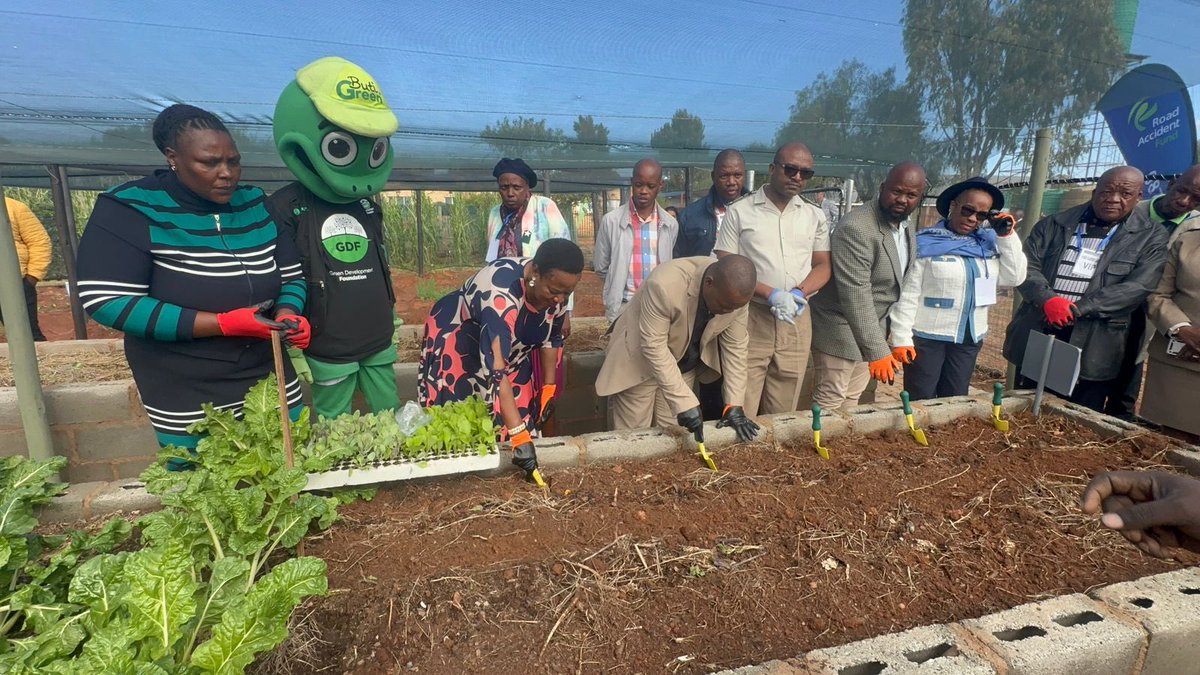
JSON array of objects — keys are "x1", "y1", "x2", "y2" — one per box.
[
  {"x1": 868, "y1": 354, "x2": 901, "y2": 384},
  {"x1": 278, "y1": 314, "x2": 311, "y2": 349},
  {"x1": 891, "y1": 346, "x2": 917, "y2": 365},
  {"x1": 1042, "y1": 296, "x2": 1076, "y2": 328},
  {"x1": 216, "y1": 305, "x2": 284, "y2": 340}
]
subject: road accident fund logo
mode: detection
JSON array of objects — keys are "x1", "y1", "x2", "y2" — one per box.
[
  {"x1": 1128, "y1": 97, "x2": 1182, "y2": 148},
  {"x1": 320, "y1": 213, "x2": 370, "y2": 263}
]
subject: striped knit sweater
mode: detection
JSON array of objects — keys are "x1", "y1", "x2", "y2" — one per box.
[{"x1": 77, "y1": 170, "x2": 306, "y2": 360}]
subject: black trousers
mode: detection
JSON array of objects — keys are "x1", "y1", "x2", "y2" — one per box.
[
  {"x1": 0, "y1": 278, "x2": 46, "y2": 341},
  {"x1": 903, "y1": 335, "x2": 983, "y2": 401}
]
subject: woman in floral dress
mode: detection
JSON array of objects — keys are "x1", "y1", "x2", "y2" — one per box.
[{"x1": 419, "y1": 238, "x2": 584, "y2": 478}]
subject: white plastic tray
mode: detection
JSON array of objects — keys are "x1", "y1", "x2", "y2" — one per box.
[{"x1": 304, "y1": 448, "x2": 502, "y2": 491}]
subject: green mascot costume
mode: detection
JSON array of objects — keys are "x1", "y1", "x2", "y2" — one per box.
[{"x1": 268, "y1": 56, "x2": 400, "y2": 419}]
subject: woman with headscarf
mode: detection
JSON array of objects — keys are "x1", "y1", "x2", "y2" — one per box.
[
  {"x1": 888, "y1": 177, "x2": 1027, "y2": 400},
  {"x1": 419, "y1": 238, "x2": 584, "y2": 479},
  {"x1": 485, "y1": 157, "x2": 574, "y2": 427},
  {"x1": 76, "y1": 104, "x2": 311, "y2": 457},
  {"x1": 1143, "y1": 229, "x2": 1200, "y2": 437}
]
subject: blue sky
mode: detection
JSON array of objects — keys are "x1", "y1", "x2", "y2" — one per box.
[{"x1": 2, "y1": 0, "x2": 1199, "y2": 168}]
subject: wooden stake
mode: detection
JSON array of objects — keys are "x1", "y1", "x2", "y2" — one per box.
[{"x1": 270, "y1": 329, "x2": 304, "y2": 556}]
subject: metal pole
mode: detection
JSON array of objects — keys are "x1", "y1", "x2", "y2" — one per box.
[
  {"x1": 746, "y1": 170, "x2": 756, "y2": 193},
  {"x1": 48, "y1": 166, "x2": 87, "y2": 339},
  {"x1": 542, "y1": 173, "x2": 551, "y2": 197},
  {"x1": 415, "y1": 190, "x2": 425, "y2": 276},
  {"x1": 1006, "y1": 127, "x2": 1054, "y2": 390},
  {"x1": 840, "y1": 178, "x2": 855, "y2": 220},
  {"x1": 0, "y1": 173, "x2": 56, "y2": 465},
  {"x1": 684, "y1": 166, "x2": 692, "y2": 205}
]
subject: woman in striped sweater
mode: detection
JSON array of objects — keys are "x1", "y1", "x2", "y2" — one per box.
[{"x1": 76, "y1": 104, "x2": 311, "y2": 455}]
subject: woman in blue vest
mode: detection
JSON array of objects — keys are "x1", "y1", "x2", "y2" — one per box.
[{"x1": 76, "y1": 104, "x2": 311, "y2": 455}]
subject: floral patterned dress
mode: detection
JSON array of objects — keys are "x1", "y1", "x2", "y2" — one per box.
[{"x1": 418, "y1": 258, "x2": 566, "y2": 425}]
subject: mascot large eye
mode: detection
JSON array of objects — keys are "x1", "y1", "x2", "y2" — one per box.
[
  {"x1": 320, "y1": 131, "x2": 358, "y2": 167},
  {"x1": 368, "y1": 137, "x2": 390, "y2": 168}
]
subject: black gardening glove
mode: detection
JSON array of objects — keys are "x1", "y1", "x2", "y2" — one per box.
[
  {"x1": 989, "y1": 212, "x2": 1016, "y2": 237},
  {"x1": 716, "y1": 405, "x2": 761, "y2": 442},
  {"x1": 676, "y1": 406, "x2": 705, "y2": 442},
  {"x1": 511, "y1": 439, "x2": 539, "y2": 476}
]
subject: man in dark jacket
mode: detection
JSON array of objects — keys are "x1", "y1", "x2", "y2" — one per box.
[
  {"x1": 1003, "y1": 166, "x2": 1169, "y2": 413},
  {"x1": 674, "y1": 148, "x2": 750, "y2": 418},
  {"x1": 673, "y1": 149, "x2": 749, "y2": 258}
]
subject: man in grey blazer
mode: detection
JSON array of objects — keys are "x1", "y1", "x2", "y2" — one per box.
[{"x1": 809, "y1": 162, "x2": 927, "y2": 411}]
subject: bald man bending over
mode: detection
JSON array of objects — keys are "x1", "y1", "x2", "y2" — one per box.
[
  {"x1": 1004, "y1": 165, "x2": 1168, "y2": 413},
  {"x1": 596, "y1": 255, "x2": 761, "y2": 442}
]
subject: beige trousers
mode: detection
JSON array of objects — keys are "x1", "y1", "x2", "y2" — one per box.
[
  {"x1": 811, "y1": 349, "x2": 871, "y2": 413},
  {"x1": 743, "y1": 302, "x2": 812, "y2": 417},
  {"x1": 608, "y1": 370, "x2": 697, "y2": 430}
]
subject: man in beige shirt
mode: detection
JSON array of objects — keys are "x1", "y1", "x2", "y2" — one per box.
[{"x1": 714, "y1": 142, "x2": 831, "y2": 416}]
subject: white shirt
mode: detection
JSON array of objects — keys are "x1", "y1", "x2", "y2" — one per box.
[{"x1": 892, "y1": 220, "x2": 910, "y2": 277}]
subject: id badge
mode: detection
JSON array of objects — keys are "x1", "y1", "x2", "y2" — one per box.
[
  {"x1": 1071, "y1": 248, "x2": 1101, "y2": 278},
  {"x1": 974, "y1": 275, "x2": 998, "y2": 306}
]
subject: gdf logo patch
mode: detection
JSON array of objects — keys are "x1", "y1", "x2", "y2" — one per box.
[{"x1": 320, "y1": 213, "x2": 369, "y2": 263}]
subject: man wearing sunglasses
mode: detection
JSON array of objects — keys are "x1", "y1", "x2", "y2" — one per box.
[
  {"x1": 714, "y1": 142, "x2": 831, "y2": 417},
  {"x1": 809, "y1": 161, "x2": 926, "y2": 412}
]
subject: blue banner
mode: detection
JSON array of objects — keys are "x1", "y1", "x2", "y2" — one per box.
[{"x1": 1098, "y1": 64, "x2": 1197, "y2": 196}]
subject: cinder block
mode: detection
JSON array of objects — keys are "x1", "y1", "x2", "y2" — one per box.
[
  {"x1": 114, "y1": 456, "x2": 156, "y2": 480},
  {"x1": 556, "y1": 385, "x2": 603, "y2": 422},
  {"x1": 566, "y1": 350, "x2": 605, "y2": 382},
  {"x1": 66, "y1": 462, "x2": 118, "y2": 484},
  {"x1": 998, "y1": 391, "x2": 1035, "y2": 416},
  {"x1": 769, "y1": 410, "x2": 823, "y2": 446},
  {"x1": 1046, "y1": 402, "x2": 1128, "y2": 439},
  {"x1": 1167, "y1": 447, "x2": 1200, "y2": 477},
  {"x1": 806, "y1": 624, "x2": 997, "y2": 674},
  {"x1": 844, "y1": 402, "x2": 912, "y2": 436},
  {"x1": 88, "y1": 479, "x2": 159, "y2": 518},
  {"x1": 918, "y1": 397, "x2": 990, "y2": 428},
  {"x1": 74, "y1": 424, "x2": 158, "y2": 462},
  {"x1": 393, "y1": 363, "x2": 420, "y2": 404},
  {"x1": 0, "y1": 389, "x2": 21, "y2": 428},
  {"x1": 960, "y1": 593, "x2": 1146, "y2": 675},
  {"x1": 579, "y1": 428, "x2": 679, "y2": 464},
  {"x1": 0, "y1": 428, "x2": 73, "y2": 459},
  {"x1": 37, "y1": 480, "x2": 108, "y2": 522},
  {"x1": 1089, "y1": 568, "x2": 1200, "y2": 675},
  {"x1": 44, "y1": 383, "x2": 134, "y2": 425},
  {"x1": 531, "y1": 436, "x2": 584, "y2": 469},
  {"x1": 710, "y1": 659, "x2": 809, "y2": 674}
]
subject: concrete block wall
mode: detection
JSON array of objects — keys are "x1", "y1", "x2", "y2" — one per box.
[{"x1": 0, "y1": 382, "x2": 157, "y2": 483}]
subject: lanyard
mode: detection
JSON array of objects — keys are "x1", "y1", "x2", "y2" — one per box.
[{"x1": 1073, "y1": 222, "x2": 1118, "y2": 253}]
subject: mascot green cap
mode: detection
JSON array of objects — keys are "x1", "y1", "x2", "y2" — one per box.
[{"x1": 274, "y1": 56, "x2": 399, "y2": 204}]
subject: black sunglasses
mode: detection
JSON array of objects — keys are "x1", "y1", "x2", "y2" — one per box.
[
  {"x1": 958, "y1": 205, "x2": 999, "y2": 222},
  {"x1": 775, "y1": 162, "x2": 815, "y2": 180}
]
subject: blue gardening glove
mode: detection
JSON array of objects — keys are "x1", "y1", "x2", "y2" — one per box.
[
  {"x1": 790, "y1": 289, "x2": 808, "y2": 317},
  {"x1": 767, "y1": 288, "x2": 798, "y2": 324}
]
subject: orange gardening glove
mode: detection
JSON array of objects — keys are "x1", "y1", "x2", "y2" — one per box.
[
  {"x1": 532, "y1": 384, "x2": 557, "y2": 431},
  {"x1": 891, "y1": 346, "x2": 917, "y2": 365},
  {"x1": 868, "y1": 354, "x2": 901, "y2": 384}
]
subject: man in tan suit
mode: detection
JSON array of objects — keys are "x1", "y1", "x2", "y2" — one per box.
[{"x1": 596, "y1": 255, "x2": 761, "y2": 441}]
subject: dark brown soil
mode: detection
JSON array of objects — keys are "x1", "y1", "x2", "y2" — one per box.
[{"x1": 293, "y1": 413, "x2": 1191, "y2": 674}]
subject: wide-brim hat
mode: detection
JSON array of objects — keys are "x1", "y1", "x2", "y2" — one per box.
[
  {"x1": 936, "y1": 176, "x2": 1005, "y2": 217},
  {"x1": 295, "y1": 56, "x2": 399, "y2": 137}
]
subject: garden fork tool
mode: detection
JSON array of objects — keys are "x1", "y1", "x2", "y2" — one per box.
[
  {"x1": 899, "y1": 391, "x2": 929, "y2": 446},
  {"x1": 991, "y1": 382, "x2": 1010, "y2": 432},
  {"x1": 695, "y1": 428, "x2": 718, "y2": 471},
  {"x1": 811, "y1": 405, "x2": 830, "y2": 460}
]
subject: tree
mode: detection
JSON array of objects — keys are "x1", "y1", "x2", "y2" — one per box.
[
  {"x1": 775, "y1": 59, "x2": 937, "y2": 188},
  {"x1": 572, "y1": 115, "x2": 610, "y2": 150},
  {"x1": 650, "y1": 109, "x2": 705, "y2": 150},
  {"x1": 902, "y1": 0, "x2": 1124, "y2": 177},
  {"x1": 480, "y1": 116, "x2": 566, "y2": 160}
]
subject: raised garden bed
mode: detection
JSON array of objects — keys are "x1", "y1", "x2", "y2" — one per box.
[{"x1": 291, "y1": 411, "x2": 1192, "y2": 674}]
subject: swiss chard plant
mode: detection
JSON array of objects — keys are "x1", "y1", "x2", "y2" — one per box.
[{"x1": 1, "y1": 376, "x2": 336, "y2": 674}]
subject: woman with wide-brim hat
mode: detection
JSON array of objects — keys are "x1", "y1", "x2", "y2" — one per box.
[{"x1": 887, "y1": 177, "x2": 1027, "y2": 399}]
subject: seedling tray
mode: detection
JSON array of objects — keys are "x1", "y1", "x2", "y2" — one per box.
[{"x1": 304, "y1": 446, "x2": 501, "y2": 491}]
